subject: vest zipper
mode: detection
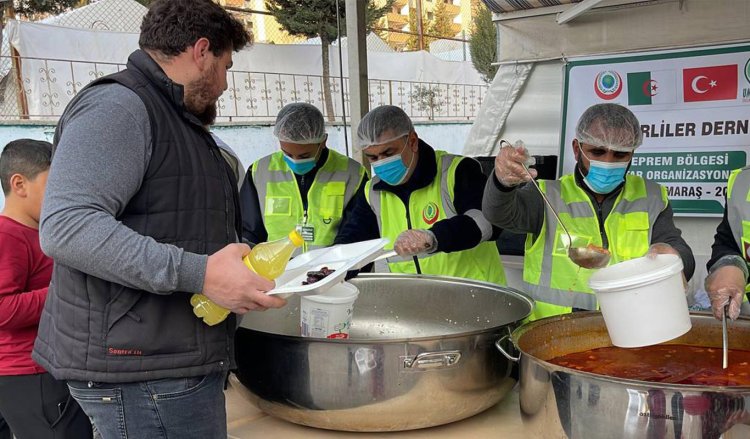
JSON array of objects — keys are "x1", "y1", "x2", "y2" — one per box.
[
  {"x1": 404, "y1": 194, "x2": 422, "y2": 274},
  {"x1": 300, "y1": 173, "x2": 309, "y2": 252},
  {"x1": 595, "y1": 201, "x2": 607, "y2": 249},
  {"x1": 206, "y1": 136, "x2": 234, "y2": 245}
]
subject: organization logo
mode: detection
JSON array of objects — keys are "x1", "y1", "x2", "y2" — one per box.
[
  {"x1": 422, "y1": 202, "x2": 440, "y2": 225},
  {"x1": 743, "y1": 58, "x2": 750, "y2": 102},
  {"x1": 594, "y1": 71, "x2": 623, "y2": 100},
  {"x1": 682, "y1": 64, "x2": 737, "y2": 102},
  {"x1": 745, "y1": 58, "x2": 750, "y2": 83}
]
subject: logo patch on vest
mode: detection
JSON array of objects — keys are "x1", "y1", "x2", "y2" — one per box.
[
  {"x1": 107, "y1": 347, "x2": 143, "y2": 356},
  {"x1": 422, "y1": 202, "x2": 440, "y2": 225}
]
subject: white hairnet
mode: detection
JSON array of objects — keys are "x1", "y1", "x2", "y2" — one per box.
[
  {"x1": 357, "y1": 105, "x2": 414, "y2": 149},
  {"x1": 575, "y1": 103, "x2": 643, "y2": 152},
  {"x1": 273, "y1": 102, "x2": 326, "y2": 144}
]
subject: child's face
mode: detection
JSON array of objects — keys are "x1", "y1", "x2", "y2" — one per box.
[
  {"x1": 24, "y1": 170, "x2": 49, "y2": 223},
  {"x1": 7, "y1": 170, "x2": 49, "y2": 224}
]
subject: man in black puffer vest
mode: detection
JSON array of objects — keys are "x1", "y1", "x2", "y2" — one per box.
[{"x1": 33, "y1": 1, "x2": 287, "y2": 437}]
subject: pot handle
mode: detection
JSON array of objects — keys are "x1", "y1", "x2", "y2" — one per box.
[
  {"x1": 402, "y1": 350, "x2": 461, "y2": 369},
  {"x1": 495, "y1": 334, "x2": 519, "y2": 363}
]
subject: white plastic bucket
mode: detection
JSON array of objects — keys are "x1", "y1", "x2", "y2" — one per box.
[
  {"x1": 300, "y1": 282, "x2": 359, "y2": 339},
  {"x1": 588, "y1": 254, "x2": 691, "y2": 348}
]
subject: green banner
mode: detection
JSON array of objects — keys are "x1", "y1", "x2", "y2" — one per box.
[{"x1": 630, "y1": 151, "x2": 746, "y2": 182}]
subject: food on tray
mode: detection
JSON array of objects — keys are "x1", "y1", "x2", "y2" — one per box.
[{"x1": 302, "y1": 266, "x2": 336, "y2": 285}]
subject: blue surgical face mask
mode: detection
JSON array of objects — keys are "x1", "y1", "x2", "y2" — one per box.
[
  {"x1": 282, "y1": 144, "x2": 322, "y2": 175},
  {"x1": 579, "y1": 146, "x2": 629, "y2": 194},
  {"x1": 372, "y1": 137, "x2": 414, "y2": 186}
]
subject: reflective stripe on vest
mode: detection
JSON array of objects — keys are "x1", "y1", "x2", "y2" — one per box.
[
  {"x1": 365, "y1": 150, "x2": 506, "y2": 285},
  {"x1": 523, "y1": 174, "x2": 667, "y2": 311},
  {"x1": 252, "y1": 149, "x2": 364, "y2": 252}
]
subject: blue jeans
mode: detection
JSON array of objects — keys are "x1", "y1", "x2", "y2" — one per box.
[{"x1": 68, "y1": 372, "x2": 226, "y2": 439}]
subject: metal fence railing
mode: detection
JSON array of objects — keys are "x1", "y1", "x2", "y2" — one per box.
[{"x1": 6, "y1": 55, "x2": 488, "y2": 122}]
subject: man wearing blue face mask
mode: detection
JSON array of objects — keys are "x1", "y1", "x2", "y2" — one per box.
[
  {"x1": 239, "y1": 103, "x2": 367, "y2": 252},
  {"x1": 482, "y1": 103, "x2": 694, "y2": 320},
  {"x1": 335, "y1": 105, "x2": 506, "y2": 284}
]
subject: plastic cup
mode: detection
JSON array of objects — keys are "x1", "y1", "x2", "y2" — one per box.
[
  {"x1": 588, "y1": 254, "x2": 691, "y2": 348},
  {"x1": 300, "y1": 282, "x2": 359, "y2": 339}
]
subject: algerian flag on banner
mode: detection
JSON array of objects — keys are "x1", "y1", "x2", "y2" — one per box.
[{"x1": 627, "y1": 71, "x2": 676, "y2": 106}]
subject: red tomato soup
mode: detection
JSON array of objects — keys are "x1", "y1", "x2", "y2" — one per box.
[{"x1": 548, "y1": 345, "x2": 750, "y2": 386}]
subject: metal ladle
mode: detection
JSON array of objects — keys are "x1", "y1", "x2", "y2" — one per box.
[
  {"x1": 519, "y1": 161, "x2": 611, "y2": 270},
  {"x1": 723, "y1": 302, "x2": 729, "y2": 369}
]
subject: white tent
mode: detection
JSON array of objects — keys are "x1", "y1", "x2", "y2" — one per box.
[
  {"x1": 465, "y1": 0, "x2": 750, "y2": 307},
  {"x1": 39, "y1": 0, "x2": 147, "y2": 32},
  {"x1": 303, "y1": 32, "x2": 395, "y2": 53},
  {"x1": 6, "y1": 20, "x2": 485, "y2": 120},
  {"x1": 466, "y1": 0, "x2": 750, "y2": 157}
]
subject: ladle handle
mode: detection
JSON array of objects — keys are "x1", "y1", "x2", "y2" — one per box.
[
  {"x1": 723, "y1": 303, "x2": 729, "y2": 369},
  {"x1": 519, "y1": 162, "x2": 574, "y2": 241},
  {"x1": 498, "y1": 140, "x2": 574, "y2": 243}
]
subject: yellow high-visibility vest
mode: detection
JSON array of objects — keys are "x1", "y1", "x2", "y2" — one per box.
[
  {"x1": 725, "y1": 167, "x2": 750, "y2": 294},
  {"x1": 252, "y1": 149, "x2": 365, "y2": 252},
  {"x1": 366, "y1": 150, "x2": 506, "y2": 285},
  {"x1": 523, "y1": 174, "x2": 667, "y2": 320}
]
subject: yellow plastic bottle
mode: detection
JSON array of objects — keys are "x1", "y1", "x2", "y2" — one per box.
[{"x1": 191, "y1": 230, "x2": 304, "y2": 326}]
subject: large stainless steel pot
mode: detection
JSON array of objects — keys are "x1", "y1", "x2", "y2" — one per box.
[
  {"x1": 233, "y1": 274, "x2": 532, "y2": 431},
  {"x1": 499, "y1": 312, "x2": 750, "y2": 439}
]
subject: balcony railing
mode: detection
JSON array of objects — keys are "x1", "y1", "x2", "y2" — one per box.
[{"x1": 0, "y1": 55, "x2": 487, "y2": 122}]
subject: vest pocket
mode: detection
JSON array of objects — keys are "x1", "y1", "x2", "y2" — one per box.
[
  {"x1": 104, "y1": 289, "x2": 201, "y2": 357},
  {"x1": 612, "y1": 212, "x2": 649, "y2": 260},
  {"x1": 319, "y1": 182, "x2": 345, "y2": 219},
  {"x1": 265, "y1": 196, "x2": 292, "y2": 216},
  {"x1": 104, "y1": 286, "x2": 142, "y2": 334}
]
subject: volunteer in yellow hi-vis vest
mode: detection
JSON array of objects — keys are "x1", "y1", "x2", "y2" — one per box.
[
  {"x1": 705, "y1": 167, "x2": 750, "y2": 322},
  {"x1": 482, "y1": 103, "x2": 694, "y2": 320},
  {"x1": 239, "y1": 103, "x2": 367, "y2": 252},
  {"x1": 352, "y1": 105, "x2": 505, "y2": 285}
]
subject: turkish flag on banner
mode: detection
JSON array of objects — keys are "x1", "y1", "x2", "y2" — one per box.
[{"x1": 682, "y1": 65, "x2": 738, "y2": 102}]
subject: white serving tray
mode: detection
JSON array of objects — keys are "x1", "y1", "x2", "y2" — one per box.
[{"x1": 266, "y1": 238, "x2": 389, "y2": 296}]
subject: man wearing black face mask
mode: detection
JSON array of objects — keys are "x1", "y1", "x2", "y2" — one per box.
[
  {"x1": 482, "y1": 103, "x2": 694, "y2": 320},
  {"x1": 239, "y1": 103, "x2": 368, "y2": 252}
]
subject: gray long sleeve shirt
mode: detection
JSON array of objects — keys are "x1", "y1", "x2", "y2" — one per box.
[
  {"x1": 40, "y1": 83, "x2": 207, "y2": 294},
  {"x1": 482, "y1": 170, "x2": 696, "y2": 280}
]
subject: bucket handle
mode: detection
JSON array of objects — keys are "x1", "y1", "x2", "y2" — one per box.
[{"x1": 495, "y1": 333, "x2": 519, "y2": 363}]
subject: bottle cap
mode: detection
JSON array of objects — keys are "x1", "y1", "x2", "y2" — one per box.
[{"x1": 288, "y1": 230, "x2": 304, "y2": 247}]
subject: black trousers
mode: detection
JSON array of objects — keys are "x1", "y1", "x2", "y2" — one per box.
[
  {"x1": 0, "y1": 413, "x2": 10, "y2": 439},
  {"x1": 0, "y1": 372, "x2": 92, "y2": 439}
]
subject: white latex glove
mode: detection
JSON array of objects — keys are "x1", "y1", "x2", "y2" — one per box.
[
  {"x1": 646, "y1": 242, "x2": 680, "y2": 258},
  {"x1": 394, "y1": 229, "x2": 437, "y2": 257},
  {"x1": 646, "y1": 243, "x2": 688, "y2": 290},
  {"x1": 705, "y1": 265, "x2": 746, "y2": 321},
  {"x1": 494, "y1": 140, "x2": 537, "y2": 187}
]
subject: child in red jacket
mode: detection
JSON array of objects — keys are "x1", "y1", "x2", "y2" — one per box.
[{"x1": 0, "y1": 139, "x2": 91, "y2": 438}]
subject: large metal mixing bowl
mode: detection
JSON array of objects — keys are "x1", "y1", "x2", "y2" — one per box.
[
  {"x1": 503, "y1": 312, "x2": 750, "y2": 439},
  {"x1": 233, "y1": 274, "x2": 533, "y2": 431}
]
